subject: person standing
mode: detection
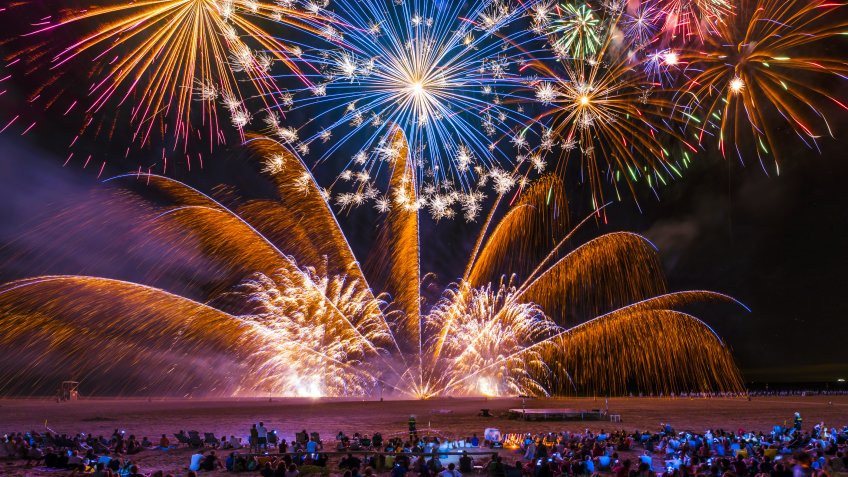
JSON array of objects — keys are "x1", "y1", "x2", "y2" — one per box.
[
  {"x1": 258, "y1": 422, "x2": 268, "y2": 451},
  {"x1": 459, "y1": 451, "x2": 473, "y2": 474},
  {"x1": 408, "y1": 415, "x2": 418, "y2": 442},
  {"x1": 250, "y1": 424, "x2": 259, "y2": 453}
]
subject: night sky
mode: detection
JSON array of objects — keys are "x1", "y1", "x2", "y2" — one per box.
[{"x1": 1, "y1": 3, "x2": 847, "y2": 389}]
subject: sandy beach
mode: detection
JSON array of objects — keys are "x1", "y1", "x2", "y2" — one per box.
[{"x1": 1, "y1": 395, "x2": 846, "y2": 476}]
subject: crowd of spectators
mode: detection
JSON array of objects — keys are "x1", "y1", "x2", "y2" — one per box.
[{"x1": 2, "y1": 413, "x2": 846, "y2": 477}]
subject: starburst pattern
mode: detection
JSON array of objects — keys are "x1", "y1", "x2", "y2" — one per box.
[{"x1": 0, "y1": 0, "x2": 334, "y2": 173}]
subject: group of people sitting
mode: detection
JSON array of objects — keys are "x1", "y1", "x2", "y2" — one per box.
[
  {"x1": 0, "y1": 428, "x2": 173, "y2": 469},
  {"x1": 498, "y1": 418, "x2": 848, "y2": 477},
  {"x1": 3, "y1": 413, "x2": 847, "y2": 477}
]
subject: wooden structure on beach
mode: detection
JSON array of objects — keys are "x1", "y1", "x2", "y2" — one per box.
[{"x1": 507, "y1": 408, "x2": 607, "y2": 421}]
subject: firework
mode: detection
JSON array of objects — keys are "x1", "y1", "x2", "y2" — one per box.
[
  {"x1": 528, "y1": 7, "x2": 694, "y2": 208},
  {"x1": 550, "y1": 3, "x2": 602, "y2": 59},
  {"x1": 0, "y1": 132, "x2": 743, "y2": 397},
  {"x1": 622, "y1": 0, "x2": 663, "y2": 47},
  {"x1": 277, "y1": 0, "x2": 540, "y2": 202},
  {"x1": 679, "y1": 0, "x2": 848, "y2": 171},
  {"x1": 658, "y1": 0, "x2": 734, "y2": 42},
  {"x1": 0, "y1": 0, "x2": 333, "y2": 173}
]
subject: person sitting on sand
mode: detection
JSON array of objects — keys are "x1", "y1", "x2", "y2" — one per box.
[
  {"x1": 233, "y1": 455, "x2": 248, "y2": 473},
  {"x1": 273, "y1": 461, "x2": 286, "y2": 477},
  {"x1": 90, "y1": 462, "x2": 109, "y2": 477},
  {"x1": 201, "y1": 450, "x2": 223, "y2": 471},
  {"x1": 413, "y1": 454, "x2": 429, "y2": 477},
  {"x1": 229, "y1": 435, "x2": 242, "y2": 450},
  {"x1": 25, "y1": 445, "x2": 44, "y2": 467},
  {"x1": 427, "y1": 454, "x2": 443, "y2": 474},
  {"x1": 127, "y1": 464, "x2": 145, "y2": 477},
  {"x1": 107, "y1": 453, "x2": 122, "y2": 473},
  {"x1": 159, "y1": 434, "x2": 170, "y2": 449},
  {"x1": 438, "y1": 462, "x2": 462, "y2": 477},
  {"x1": 392, "y1": 461, "x2": 407, "y2": 477},
  {"x1": 486, "y1": 456, "x2": 505, "y2": 477},
  {"x1": 141, "y1": 437, "x2": 152, "y2": 448},
  {"x1": 189, "y1": 450, "x2": 204, "y2": 471},
  {"x1": 67, "y1": 449, "x2": 85, "y2": 470},
  {"x1": 126, "y1": 435, "x2": 142, "y2": 455},
  {"x1": 341, "y1": 453, "x2": 363, "y2": 470},
  {"x1": 505, "y1": 461, "x2": 522, "y2": 477}
]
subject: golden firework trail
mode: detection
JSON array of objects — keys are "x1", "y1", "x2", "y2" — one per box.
[
  {"x1": 0, "y1": 130, "x2": 744, "y2": 397},
  {"x1": 1, "y1": 0, "x2": 334, "y2": 173}
]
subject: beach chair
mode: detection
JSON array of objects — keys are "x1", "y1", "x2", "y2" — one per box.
[
  {"x1": 204, "y1": 433, "x2": 220, "y2": 447},
  {"x1": 188, "y1": 431, "x2": 203, "y2": 448},
  {"x1": 174, "y1": 433, "x2": 190, "y2": 447}
]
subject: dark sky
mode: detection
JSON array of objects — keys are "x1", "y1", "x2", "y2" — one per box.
[{"x1": 1, "y1": 3, "x2": 847, "y2": 387}]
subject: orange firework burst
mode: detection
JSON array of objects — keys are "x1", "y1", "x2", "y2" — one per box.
[
  {"x1": 527, "y1": 6, "x2": 696, "y2": 210},
  {"x1": 679, "y1": 0, "x2": 848, "y2": 172},
  {"x1": 1, "y1": 0, "x2": 334, "y2": 174}
]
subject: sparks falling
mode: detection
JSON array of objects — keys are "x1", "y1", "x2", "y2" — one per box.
[{"x1": 0, "y1": 131, "x2": 744, "y2": 398}]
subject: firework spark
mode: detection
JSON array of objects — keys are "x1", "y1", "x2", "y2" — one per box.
[
  {"x1": 679, "y1": 0, "x2": 848, "y2": 172},
  {"x1": 1, "y1": 0, "x2": 333, "y2": 173},
  {"x1": 528, "y1": 7, "x2": 694, "y2": 208},
  {"x1": 278, "y1": 0, "x2": 541, "y2": 203},
  {"x1": 658, "y1": 0, "x2": 734, "y2": 42},
  {"x1": 0, "y1": 132, "x2": 744, "y2": 397}
]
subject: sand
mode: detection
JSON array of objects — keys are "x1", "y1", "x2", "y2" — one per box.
[{"x1": 1, "y1": 395, "x2": 846, "y2": 477}]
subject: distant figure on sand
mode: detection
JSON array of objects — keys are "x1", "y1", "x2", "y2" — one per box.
[
  {"x1": 258, "y1": 422, "x2": 268, "y2": 450},
  {"x1": 250, "y1": 424, "x2": 259, "y2": 452},
  {"x1": 408, "y1": 415, "x2": 417, "y2": 440}
]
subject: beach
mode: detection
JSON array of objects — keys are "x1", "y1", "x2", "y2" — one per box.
[{"x1": 1, "y1": 395, "x2": 846, "y2": 476}]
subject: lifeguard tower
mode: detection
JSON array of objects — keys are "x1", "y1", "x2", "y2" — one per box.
[{"x1": 58, "y1": 381, "x2": 80, "y2": 401}]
